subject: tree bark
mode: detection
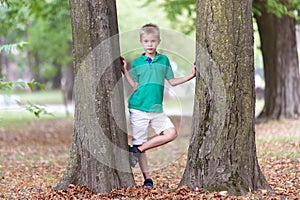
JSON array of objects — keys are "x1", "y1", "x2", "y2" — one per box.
[
  {"x1": 180, "y1": 0, "x2": 271, "y2": 195},
  {"x1": 32, "y1": 52, "x2": 43, "y2": 90},
  {"x1": 0, "y1": 37, "x2": 6, "y2": 78},
  {"x1": 255, "y1": 1, "x2": 300, "y2": 119},
  {"x1": 54, "y1": 0, "x2": 134, "y2": 193},
  {"x1": 52, "y1": 62, "x2": 62, "y2": 89},
  {"x1": 63, "y1": 43, "x2": 74, "y2": 102}
]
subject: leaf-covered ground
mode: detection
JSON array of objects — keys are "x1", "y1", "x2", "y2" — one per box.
[{"x1": 0, "y1": 117, "x2": 299, "y2": 199}]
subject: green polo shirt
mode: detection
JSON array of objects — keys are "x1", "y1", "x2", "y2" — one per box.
[{"x1": 128, "y1": 52, "x2": 174, "y2": 112}]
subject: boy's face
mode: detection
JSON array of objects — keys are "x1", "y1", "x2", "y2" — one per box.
[{"x1": 140, "y1": 33, "x2": 160, "y2": 57}]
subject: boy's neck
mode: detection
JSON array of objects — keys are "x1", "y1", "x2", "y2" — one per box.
[{"x1": 145, "y1": 52, "x2": 156, "y2": 59}]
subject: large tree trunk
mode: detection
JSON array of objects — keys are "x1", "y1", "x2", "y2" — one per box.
[
  {"x1": 55, "y1": 0, "x2": 134, "y2": 193},
  {"x1": 255, "y1": 0, "x2": 300, "y2": 119},
  {"x1": 180, "y1": 0, "x2": 271, "y2": 195}
]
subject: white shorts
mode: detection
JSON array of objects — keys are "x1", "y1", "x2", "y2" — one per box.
[{"x1": 129, "y1": 108, "x2": 175, "y2": 145}]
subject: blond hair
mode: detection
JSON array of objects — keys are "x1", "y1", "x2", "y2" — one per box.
[{"x1": 140, "y1": 23, "x2": 160, "y2": 40}]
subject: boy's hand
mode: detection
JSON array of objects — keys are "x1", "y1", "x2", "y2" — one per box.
[
  {"x1": 120, "y1": 56, "x2": 127, "y2": 74},
  {"x1": 192, "y1": 62, "x2": 196, "y2": 77}
]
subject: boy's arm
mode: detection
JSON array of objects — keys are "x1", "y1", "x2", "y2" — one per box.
[
  {"x1": 120, "y1": 57, "x2": 138, "y2": 91},
  {"x1": 167, "y1": 63, "x2": 196, "y2": 87}
]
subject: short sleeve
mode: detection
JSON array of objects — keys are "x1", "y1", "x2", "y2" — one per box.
[{"x1": 165, "y1": 58, "x2": 174, "y2": 80}]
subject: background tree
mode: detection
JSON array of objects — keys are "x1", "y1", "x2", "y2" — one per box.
[
  {"x1": 27, "y1": 0, "x2": 72, "y2": 89},
  {"x1": 0, "y1": 0, "x2": 73, "y2": 92},
  {"x1": 0, "y1": 1, "x2": 29, "y2": 79},
  {"x1": 254, "y1": 0, "x2": 300, "y2": 119},
  {"x1": 143, "y1": 0, "x2": 196, "y2": 34},
  {"x1": 179, "y1": 0, "x2": 271, "y2": 195},
  {"x1": 54, "y1": 0, "x2": 135, "y2": 193}
]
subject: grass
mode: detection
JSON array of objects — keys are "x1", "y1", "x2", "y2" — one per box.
[
  {"x1": 0, "y1": 89, "x2": 69, "y2": 129},
  {"x1": 0, "y1": 89, "x2": 64, "y2": 104},
  {"x1": 0, "y1": 108, "x2": 71, "y2": 130}
]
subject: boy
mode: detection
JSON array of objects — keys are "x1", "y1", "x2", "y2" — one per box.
[{"x1": 121, "y1": 23, "x2": 196, "y2": 189}]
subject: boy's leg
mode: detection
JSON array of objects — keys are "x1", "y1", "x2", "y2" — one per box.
[
  {"x1": 129, "y1": 110, "x2": 175, "y2": 189},
  {"x1": 136, "y1": 127, "x2": 176, "y2": 189},
  {"x1": 138, "y1": 127, "x2": 177, "y2": 152},
  {"x1": 129, "y1": 109, "x2": 149, "y2": 167},
  {"x1": 138, "y1": 153, "x2": 154, "y2": 189},
  {"x1": 130, "y1": 110, "x2": 176, "y2": 153},
  {"x1": 138, "y1": 152, "x2": 150, "y2": 179}
]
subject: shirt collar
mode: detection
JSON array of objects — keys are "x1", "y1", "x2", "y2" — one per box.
[{"x1": 141, "y1": 52, "x2": 161, "y2": 62}]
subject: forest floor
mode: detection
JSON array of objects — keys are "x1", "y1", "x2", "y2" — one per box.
[{"x1": 0, "y1": 117, "x2": 299, "y2": 199}]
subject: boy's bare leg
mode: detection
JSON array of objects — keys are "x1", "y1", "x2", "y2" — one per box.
[
  {"x1": 138, "y1": 153, "x2": 150, "y2": 179},
  {"x1": 138, "y1": 127, "x2": 177, "y2": 153}
]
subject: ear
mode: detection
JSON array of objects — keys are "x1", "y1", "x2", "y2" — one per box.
[{"x1": 140, "y1": 36, "x2": 143, "y2": 45}]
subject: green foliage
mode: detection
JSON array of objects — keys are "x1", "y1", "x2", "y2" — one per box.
[
  {"x1": 0, "y1": 41, "x2": 28, "y2": 54},
  {"x1": 253, "y1": 0, "x2": 300, "y2": 22},
  {"x1": 144, "y1": 0, "x2": 300, "y2": 33},
  {"x1": 23, "y1": 102, "x2": 53, "y2": 118},
  {"x1": 27, "y1": 0, "x2": 72, "y2": 64},
  {"x1": 0, "y1": 0, "x2": 72, "y2": 87},
  {"x1": 0, "y1": 1, "x2": 30, "y2": 37},
  {"x1": 0, "y1": 79, "x2": 51, "y2": 118},
  {"x1": 0, "y1": 79, "x2": 44, "y2": 90},
  {"x1": 143, "y1": 0, "x2": 196, "y2": 34},
  {"x1": 3, "y1": 89, "x2": 63, "y2": 104}
]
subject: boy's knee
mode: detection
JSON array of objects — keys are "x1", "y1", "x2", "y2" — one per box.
[{"x1": 164, "y1": 128, "x2": 177, "y2": 140}]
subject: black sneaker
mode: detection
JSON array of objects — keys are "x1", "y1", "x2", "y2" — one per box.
[
  {"x1": 129, "y1": 145, "x2": 141, "y2": 167},
  {"x1": 142, "y1": 178, "x2": 153, "y2": 189}
]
